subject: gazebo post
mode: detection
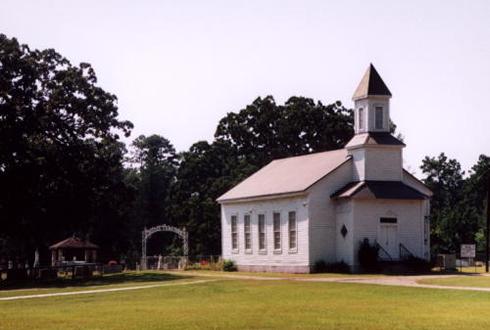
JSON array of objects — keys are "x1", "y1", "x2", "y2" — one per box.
[{"x1": 51, "y1": 249, "x2": 57, "y2": 266}]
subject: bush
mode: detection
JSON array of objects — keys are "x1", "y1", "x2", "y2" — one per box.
[
  {"x1": 313, "y1": 260, "x2": 328, "y2": 273},
  {"x1": 405, "y1": 256, "x2": 433, "y2": 273},
  {"x1": 184, "y1": 258, "x2": 224, "y2": 271},
  {"x1": 358, "y1": 238, "x2": 379, "y2": 270},
  {"x1": 313, "y1": 260, "x2": 351, "y2": 273},
  {"x1": 223, "y1": 260, "x2": 237, "y2": 272}
]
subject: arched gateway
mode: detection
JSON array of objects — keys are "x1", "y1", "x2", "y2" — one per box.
[{"x1": 141, "y1": 225, "x2": 188, "y2": 270}]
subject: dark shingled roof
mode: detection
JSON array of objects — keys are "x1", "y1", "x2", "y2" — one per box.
[
  {"x1": 331, "y1": 180, "x2": 428, "y2": 200},
  {"x1": 49, "y1": 237, "x2": 99, "y2": 250},
  {"x1": 345, "y1": 132, "x2": 405, "y2": 148},
  {"x1": 352, "y1": 64, "x2": 392, "y2": 100}
]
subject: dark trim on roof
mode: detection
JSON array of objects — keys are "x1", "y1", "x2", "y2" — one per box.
[
  {"x1": 368, "y1": 133, "x2": 405, "y2": 146},
  {"x1": 402, "y1": 169, "x2": 433, "y2": 194},
  {"x1": 345, "y1": 132, "x2": 405, "y2": 149},
  {"x1": 331, "y1": 180, "x2": 429, "y2": 200}
]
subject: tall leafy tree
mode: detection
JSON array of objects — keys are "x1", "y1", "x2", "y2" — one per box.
[
  {"x1": 0, "y1": 34, "x2": 133, "y2": 264},
  {"x1": 421, "y1": 153, "x2": 470, "y2": 253},
  {"x1": 126, "y1": 135, "x2": 177, "y2": 256},
  {"x1": 215, "y1": 96, "x2": 354, "y2": 169},
  {"x1": 464, "y1": 155, "x2": 490, "y2": 250},
  {"x1": 169, "y1": 140, "x2": 250, "y2": 255}
]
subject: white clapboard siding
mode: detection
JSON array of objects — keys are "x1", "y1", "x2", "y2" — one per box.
[
  {"x1": 307, "y1": 161, "x2": 353, "y2": 265},
  {"x1": 221, "y1": 195, "x2": 310, "y2": 271}
]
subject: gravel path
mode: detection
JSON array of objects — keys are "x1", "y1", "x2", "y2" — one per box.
[{"x1": 177, "y1": 271, "x2": 490, "y2": 292}]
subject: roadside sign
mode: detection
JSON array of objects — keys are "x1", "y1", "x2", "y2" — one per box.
[{"x1": 461, "y1": 244, "x2": 476, "y2": 258}]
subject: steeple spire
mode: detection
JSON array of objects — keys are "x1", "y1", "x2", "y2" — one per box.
[
  {"x1": 350, "y1": 64, "x2": 392, "y2": 134},
  {"x1": 352, "y1": 63, "x2": 392, "y2": 101}
]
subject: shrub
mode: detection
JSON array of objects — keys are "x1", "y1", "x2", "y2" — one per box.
[
  {"x1": 358, "y1": 238, "x2": 379, "y2": 270},
  {"x1": 405, "y1": 256, "x2": 433, "y2": 273},
  {"x1": 210, "y1": 259, "x2": 224, "y2": 271},
  {"x1": 223, "y1": 260, "x2": 237, "y2": 272},
  {"x1": 313, "y1": 260, "x2": 328, "y2": 273},
  {"x1": 184, "y1": 263, "x2": 202, "y2": 271},
  {"x1": 313, "y1": 260, "x2": 351, "y2": 273}
]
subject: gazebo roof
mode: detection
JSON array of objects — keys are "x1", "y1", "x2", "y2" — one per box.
[{"x1": 49, "y1": 236, "x2": 99, "y2": 250}]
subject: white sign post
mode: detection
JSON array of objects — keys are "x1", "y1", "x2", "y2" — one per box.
[{"x1": 460, "y1": 244, "x2": 476, "y2": 272}]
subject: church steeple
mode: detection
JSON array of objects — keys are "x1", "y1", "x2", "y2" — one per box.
[
  {"x1": 352, "y1": 64, "x2": 392, "y2": 134},
  {"x1": 345, "y1": 64, "x2": 404, "y2": 182},
  {"x1": 352, "y1": 63, "x2": 392, "y2": 100}
]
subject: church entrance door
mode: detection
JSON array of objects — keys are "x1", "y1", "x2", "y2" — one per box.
[{"x1": 379, "y1": 224, "x2": 399, "y2": 260}]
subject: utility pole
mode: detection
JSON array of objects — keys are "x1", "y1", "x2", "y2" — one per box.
[{"x1": 486, "y1": 175, "x2": 490, "y2": 272}]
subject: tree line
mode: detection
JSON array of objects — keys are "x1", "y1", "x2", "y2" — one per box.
[{"x1": 0, "y1": 35, "x2": 488, "y2": 265}]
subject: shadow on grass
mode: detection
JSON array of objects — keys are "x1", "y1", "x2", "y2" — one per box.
[{"x1": 0, "y1": 271, "x2": 193, "y2": 291}]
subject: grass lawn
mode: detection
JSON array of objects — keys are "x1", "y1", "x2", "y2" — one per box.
[
  {"x1": 418, "y1": 275, "x2": 490, "y2": 288},
  {"x1": 1, "y1": 273, "x2": 490, "y2": 329},
  {"x1": 0, "y1": 272, "x2": 193, "y2": 298}
]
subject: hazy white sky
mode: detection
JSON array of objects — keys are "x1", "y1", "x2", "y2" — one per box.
[{"x1": 1, "y1": 0, "x2": 489, "y2": 177}]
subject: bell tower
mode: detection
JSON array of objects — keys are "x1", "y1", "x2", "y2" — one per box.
[
  {"x1": 352, "y1": 63, "x2": 392, "y2": 134},
  {"x1": 346, "y1": 64, "x2": 405, "y2": 182}
]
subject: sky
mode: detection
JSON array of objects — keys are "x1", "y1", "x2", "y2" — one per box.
[{"x1": 1, "y1": 0, "x2": 489, "y2": 177}]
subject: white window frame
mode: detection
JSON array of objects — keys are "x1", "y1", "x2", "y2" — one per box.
[
  {"x1": 244, "y1": 214, "x2": 252, "y2": 253},
  {"x1": 231, "y1": 214, "x2": 239, "y2": 253},
  {"x1": 375, "y1": 106, "x2": 384, "y2": 130},
  {"x1": 257, "y1": 213, "x2": 267, "y2": 254},
  {"x1": 288, "y1": 211, "x2": 298, "y2": 253},
  {"x1": 273, "y1": 212, "x2": 282, "y2": 253}
]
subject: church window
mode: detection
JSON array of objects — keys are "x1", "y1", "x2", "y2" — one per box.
[
  {"x1": 380, "y1": 217, "x2": 397, "y2": 223},
  {"x1": 358, "y1": 108, "x2": 364, "y2": 130},
  {"x1": 288, "y1": 211, "x2": 297, "y2": 250},
  {"x1": 258, "y1": 214, "x2": 266, "y2": 251},
  {"x1": 231, "y1": 215, "x2": 238, "y2": 251},
  {"x1": 244, "y1": 214, "x2": 251, "y2": 252},
  {"x1": 375, "y1": 106, "x2": 384, "y2": 129},
  {"x1": 273, "y1": 212, "x2": 281, "y2": 251}
]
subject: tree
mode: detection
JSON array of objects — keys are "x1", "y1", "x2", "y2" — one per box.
[
  {"x1": 421, "y1": 153, "x2": 469, "y2": 253},
  {"x1": 215, "y1": 96, "x2": 354, "y2": 169},
  {"x1": 126, "y1": 135, "x2": 177, "y2": 256},
  {"x1": 168, "y1": 140, "x2": 248, "y2": 255},
  {"x1": 464, "y1": 155, "x2": 490, "y2": 250},
  {"x1": 0, "y1": 34, "x2": 133, "y2": 264}
]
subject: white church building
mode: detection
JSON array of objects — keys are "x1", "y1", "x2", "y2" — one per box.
[{"x1": 217, "y1": 64, "x2": 432, "y2": 273}]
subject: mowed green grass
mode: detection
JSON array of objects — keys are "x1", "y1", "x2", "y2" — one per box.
[
  {"x1": 418, "y1": 275, "x2": 490, "y2": 288},
  {"x1": 0, "y1": 272, "x2": 193, "y2": 298},
  {"x1": 1, "y1": 275, "x2": 490, "y2": 329}
]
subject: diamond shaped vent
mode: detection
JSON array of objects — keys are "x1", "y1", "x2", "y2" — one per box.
[{"x1": 340, "y1": 224, "x2": 348, "y2": 238}]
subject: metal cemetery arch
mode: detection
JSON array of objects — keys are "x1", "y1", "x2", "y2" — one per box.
[{"x1": 141, "y1": 225, "x2": 188, "y2": 270}]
